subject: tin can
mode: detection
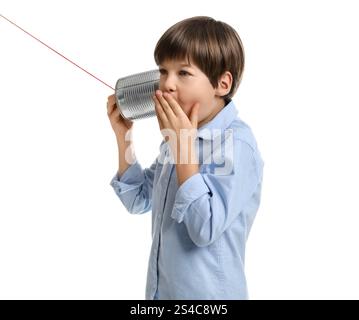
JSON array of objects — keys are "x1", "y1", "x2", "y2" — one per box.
[{"x1": 115, "y1": 69, "x2": 160, "y2": 121}]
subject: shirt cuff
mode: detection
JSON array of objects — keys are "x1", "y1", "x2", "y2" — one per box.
[
  {"x1": 171, "y1": 173, "x2": 211, "y2": 223},
  {"x1": 109, "y1": 160, "x2": 144, "y2": 195}
]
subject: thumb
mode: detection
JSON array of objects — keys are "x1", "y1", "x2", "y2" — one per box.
[{"x1": 190, "y1": 102, "x2": 200, "y2": 128}]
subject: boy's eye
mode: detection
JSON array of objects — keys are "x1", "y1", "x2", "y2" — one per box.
[
  {"x1": 179, "y1": 70, "x2": 190, "y2": 76},
  {"x1": 158, "y1": 69, "x2": 190, "y2": 76}
]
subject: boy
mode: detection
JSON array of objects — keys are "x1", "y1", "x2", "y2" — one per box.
[{"x1": 107, "y1": 16, "x2": 264, "y2": 300}]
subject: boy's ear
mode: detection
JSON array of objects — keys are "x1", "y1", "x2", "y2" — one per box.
[{"x1": 214, "y1": 71, "x2": 233, "y2": 97}]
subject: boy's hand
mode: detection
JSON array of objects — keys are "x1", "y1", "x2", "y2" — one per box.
[
  {"x1": 152, "y1": 90, "x2": 200, "y2": 163},
  {"x1": 107, "y1": 94, "x2": 134, "y2": 139}
]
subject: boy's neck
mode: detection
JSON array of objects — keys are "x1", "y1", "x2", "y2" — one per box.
[{"x1": 198, "y1": 98, "x2": 227, "y2": 129}]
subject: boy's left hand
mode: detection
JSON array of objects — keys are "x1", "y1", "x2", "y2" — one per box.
[{"x1": 152, "y1": 90, "x2": 200, "y2": 162}]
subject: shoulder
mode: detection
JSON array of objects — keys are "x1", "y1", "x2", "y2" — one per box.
[
  {"x1": 229, "y1": 117, "x2": 258, "y2": 152},
  {"x1": 228, "y1": 117, "x2": 264, "y2": 180}
]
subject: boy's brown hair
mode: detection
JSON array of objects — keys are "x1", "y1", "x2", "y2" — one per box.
[{"x1": 154, "y1": 16, "x2": 245, "y2": 102}]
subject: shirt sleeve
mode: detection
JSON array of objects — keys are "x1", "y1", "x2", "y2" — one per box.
[
  {"x1": 109, "y1": 156, "x2": 158, "y2": 215},
  {"x1": 171, "y1": 138, "x2": 263, "y2": 247}
]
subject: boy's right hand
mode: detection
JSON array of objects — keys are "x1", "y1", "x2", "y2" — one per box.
[{"x1": 107, "y1": 94, "x2": 134, "y2": 138}]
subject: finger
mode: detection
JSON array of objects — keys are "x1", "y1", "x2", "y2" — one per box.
[
  {"x1": 156, "y1": 110, "x2": 165, "y2": 131},
  {"x1": 107, "y1": 95, "x2": 116, "y2": 109},
  {"x1": 190, "y1": 102, "x2": 200, "y2": 128},
  {"x1": 107, "y1": 94, "x2": 115, "y2": 103},
  {"x1": 153, "y1": 95, "x2": 169, "y2": 125},
  {"x1": 153, "y1": 96, "x2": 169, "y2": 140},
  {"x1": 107, "y1": 101, "x2": 116, "y2": 115},
  {"x1": 155, "y1": 90, "x2": 176, "y2": 120},
  {"x1": 107, "y1": 95, "x2": 115, "y2": 106},
  {"x1": 153, "y1": 98, "x2": 163, "y2": 126},
  {"x1": 162, "y1": 92, "x2": 183, "y2": 117}
]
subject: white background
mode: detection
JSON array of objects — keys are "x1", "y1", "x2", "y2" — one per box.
[{"x1": 1, "y1": 0, "x2": 358, "y2": 299}]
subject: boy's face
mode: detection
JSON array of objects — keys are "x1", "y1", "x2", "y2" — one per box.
[{"x1": 158, "y1": 59, "x2": 229, "y2": 128}]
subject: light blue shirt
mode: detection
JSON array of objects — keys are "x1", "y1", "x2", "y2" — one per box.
[{"x1": 110, "y1": 99, "x2": 264, "y2": 300}]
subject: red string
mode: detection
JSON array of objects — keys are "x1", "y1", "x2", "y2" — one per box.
[{"x1": 0, "y1": 14, "x2": 115, "y2": 91}]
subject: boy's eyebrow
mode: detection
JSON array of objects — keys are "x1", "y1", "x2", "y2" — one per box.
[{"x1": 159, "y1": 62, "x2": 192, "y2": 68}]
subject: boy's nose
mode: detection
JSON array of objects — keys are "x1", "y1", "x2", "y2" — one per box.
[{"x1": 162, "y1": 78, "x2": 177, "y2": 93}]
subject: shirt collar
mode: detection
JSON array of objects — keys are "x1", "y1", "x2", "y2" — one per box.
[{"x1": 197, "y1": 99, "x2": 238, "y2": 140}]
